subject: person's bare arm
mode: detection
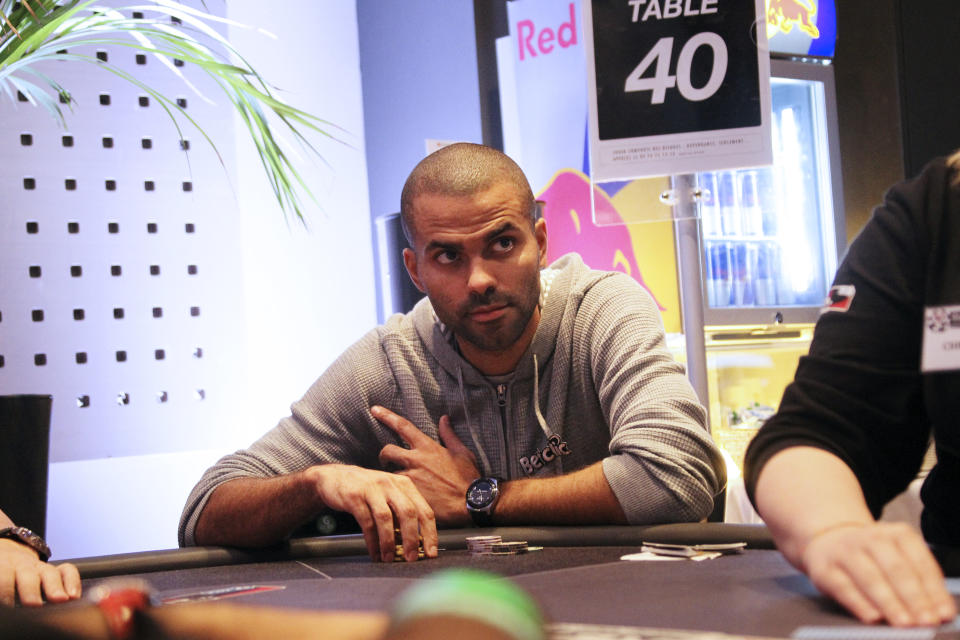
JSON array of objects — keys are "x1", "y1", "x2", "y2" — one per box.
[
  {"x1": 376, "y1": 408, "x2": 626, "y2": 526},
  {"x1": 495, "y1": 461, "x2": 626, "y2": 524},
  {"x1": 193, "y1": 465, "x2": 438, "y2": 563},
  {"x1": 754, "y1": 446, "x2": 956, "y2": 626}
]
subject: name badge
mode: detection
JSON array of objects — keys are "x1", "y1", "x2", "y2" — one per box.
[{"x1": 921, "y1": 305, "x2": 960, "y2": 372}]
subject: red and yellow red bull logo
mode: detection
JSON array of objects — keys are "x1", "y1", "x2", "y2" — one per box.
[
  {"x1": 767, "y1": 0, "x2": 819, "y2": 38},
  {"x1": 765, "y1": 0, "x2": 836, "y2": 57}
]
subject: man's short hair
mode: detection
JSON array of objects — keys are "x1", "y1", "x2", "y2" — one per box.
[{"x1": 400, "y1": 143, "x2": 537, "y2": 247}]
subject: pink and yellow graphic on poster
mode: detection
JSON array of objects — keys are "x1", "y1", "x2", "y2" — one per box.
[{"x1": 537, "y1": 169, "x2": 682, "y2": 333}]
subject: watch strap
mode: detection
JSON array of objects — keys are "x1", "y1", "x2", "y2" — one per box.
[
  {"x1": 0, "y1": 526, "x2": 51, "y2": 561},
  {"x1": 469, "y1": 508, "x2": 494, "y2": 527}
]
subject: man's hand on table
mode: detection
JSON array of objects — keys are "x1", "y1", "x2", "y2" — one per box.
[
  {"x1": 309, "y1": 463, "x2": 438, "y2": 564},
  {"x1": 375, "y1": 407, "x2": 480, "y2": 527},
  {"x1": 801, "y1": 521, "x2": 956, "y2": 627},
  {"x1": 0, "y1": 539, "x2": 81, "y2": 607}
]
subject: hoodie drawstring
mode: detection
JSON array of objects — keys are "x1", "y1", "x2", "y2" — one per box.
[
  {"x1": 532, "y1": 353, "x2": 555, "y2": 441},
  {"x1": 457, "y1": 364, "x2": 493, "y2": 477}
]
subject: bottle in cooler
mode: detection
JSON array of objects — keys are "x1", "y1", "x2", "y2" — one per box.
[
  {"x1": 698, "y1": 172, "x2": 721, "y2": 237},
  {"x1": 730, "y1": 243, "x2": 755, "y2": 306},
  {"x1": 757, "y1": 169, "x2": 778, "y2": 237},
  {"x1": 738, "y1": 170, "x2": 763, "y2": 236},
  {"x1": 717, "y1": 171, "x2": 741, "y2": 237},
  {"x1": 707, "y1": 241, "x2": 733, "y2": 307},
  {"x1": 754, "y1": 242, "x2": 778, "y2": 306},
  {"x1": 704, "y1": 239, "x2": 717, "y2": 306}
]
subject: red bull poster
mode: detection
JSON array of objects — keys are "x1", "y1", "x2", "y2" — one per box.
[
  {"x1": 499, "y1": 0, "x2": 682, "y2": 331},
  {"x1": 582, "y1": 0, "x2": 772, "y2": 181}
]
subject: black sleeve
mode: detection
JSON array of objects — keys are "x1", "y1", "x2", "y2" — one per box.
[{"x1": 743, "y1": 168, "x2": 937, "y2": 518}]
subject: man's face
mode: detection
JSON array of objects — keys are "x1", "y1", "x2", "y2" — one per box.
[{"x1": 403, "y1": 182, "x2": 547, "y2": 364}]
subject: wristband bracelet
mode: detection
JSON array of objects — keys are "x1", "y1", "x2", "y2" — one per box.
[{"x1": 88, "y1": 581, "x2": 157, "y2": 640}]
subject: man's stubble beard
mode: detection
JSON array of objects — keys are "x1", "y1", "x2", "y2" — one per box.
[{"x1": 445, "y1": 269, "x2": 541, "y2": 353}]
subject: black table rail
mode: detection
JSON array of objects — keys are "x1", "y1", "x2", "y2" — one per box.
[{"x1": 66, "y1": 523, "x2": 773, "y2": 579}]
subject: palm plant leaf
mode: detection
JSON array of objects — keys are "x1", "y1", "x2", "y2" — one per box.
[{"x1": 0, "y1": 0, "x2": 347, "y2": 223}]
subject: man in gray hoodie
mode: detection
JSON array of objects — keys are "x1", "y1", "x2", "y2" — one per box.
[{"x1": 180, "y1": 143, "x2": 725, "y2": 563}]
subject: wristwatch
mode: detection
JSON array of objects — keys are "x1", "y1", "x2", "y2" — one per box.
[
  {"x1": 0, "y1": 526, "x2": 51, "y2": 561},
  {"x1": 466, "y1": 477, "x2": 502, "y2": 527}
]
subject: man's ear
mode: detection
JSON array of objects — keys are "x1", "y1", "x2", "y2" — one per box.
[
  {"x1": 535, "y1": 218, "x2": 548, "y2": 269},
  {"x1": 403, "y1": 248, "x2": 427, "y2": 293}
]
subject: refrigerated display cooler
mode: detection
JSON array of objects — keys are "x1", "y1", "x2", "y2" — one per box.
[
  {"x1": 698, "y1": 58, "x2": 844, "y2": 327},
  {"x1": 693, "y1": 57, "x2": 845, "y2": 473}
]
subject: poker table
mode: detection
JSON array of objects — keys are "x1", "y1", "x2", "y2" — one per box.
[{"x1": 65, "y1": 523, "x2": 954, "y2": 639}]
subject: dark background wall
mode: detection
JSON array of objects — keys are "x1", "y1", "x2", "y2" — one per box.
[{"x1": 835, "y1": 0, "x2": 960, "y2": 243}]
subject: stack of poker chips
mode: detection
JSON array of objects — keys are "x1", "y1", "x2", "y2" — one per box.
[
  {"x1": 466, "y1": 535, "x2": 530, "y2": 556},
  {"x1": 394, "y1": 528, "x2": 426, "y2": 562}
]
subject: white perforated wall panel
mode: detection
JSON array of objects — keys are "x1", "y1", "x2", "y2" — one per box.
[{"x1": 0, "y1": 5, "x2": 245, "y2": 462}]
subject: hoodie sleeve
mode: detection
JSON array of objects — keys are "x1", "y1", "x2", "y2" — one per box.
[
  {"x1": 178, "y1": 328, "x2": 402, "y2": 546},
  {"x1": 584, "y1": 275, "x2": 726, "y2": 523}
]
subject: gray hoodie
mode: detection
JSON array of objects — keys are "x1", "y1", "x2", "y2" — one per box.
[{"x1": 179, "y1": 254, "x2": 725, "y2": 546}]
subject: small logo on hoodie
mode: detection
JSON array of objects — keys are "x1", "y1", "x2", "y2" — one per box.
[{"x1": 519, "y1": 434, "x2": 571, "y2": 475}]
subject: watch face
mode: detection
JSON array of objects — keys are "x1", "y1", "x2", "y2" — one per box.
[{"x1": 467, "y1": 479, "x2": 495, "y2": 508}]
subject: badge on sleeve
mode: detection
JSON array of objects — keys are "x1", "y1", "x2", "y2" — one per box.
[
  {"x1": 820, "y1": 285, "x2": 855, "y2": 314},
  {"x1": 921, "y1": 305, "x2": 960, "y2": 372}
]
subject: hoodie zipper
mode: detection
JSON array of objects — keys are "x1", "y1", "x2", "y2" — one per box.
[{"x1": 496, "y1": 383, "x2": 513, "y2": 475}]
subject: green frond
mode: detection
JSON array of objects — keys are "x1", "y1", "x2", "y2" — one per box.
[{"x1": 0, "y1": 0, "x2": 348, "y2": 223}]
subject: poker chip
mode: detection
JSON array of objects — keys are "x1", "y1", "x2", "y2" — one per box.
[
  {"x1": 394, "y1": 528, "x2": 426, "y2": 562},
  {"x1": 466, "y1": 535, "x2": 502, "y2": 555},
  {"x1": 466, "y1": 535, "x2": 533, "y2": 556},
  {"x1": 490, "y1": 541, "x2": 529, "y2": 555}
]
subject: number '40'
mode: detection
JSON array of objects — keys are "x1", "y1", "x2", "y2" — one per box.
[{"x1": 624, "y1": 33, "x2": 727, "y2": 104}]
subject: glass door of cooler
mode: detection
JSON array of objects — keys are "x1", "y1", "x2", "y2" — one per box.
[{"x1": 698, "y1": 58, "x2": 845, "y2": 325}]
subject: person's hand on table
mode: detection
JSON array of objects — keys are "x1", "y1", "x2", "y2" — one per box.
[
  {"x1": 375, "y1": 407, "x2": 480, "y2": 527},
  {"x1": 0, "y1": 538, "x2": 81, "y2": 607},
  {"x1": 801, "y1": 521, "x2": 957, "y2": 627},
  {"x1": 309, "y1": 463, "x2": 438, "y2": 564}
]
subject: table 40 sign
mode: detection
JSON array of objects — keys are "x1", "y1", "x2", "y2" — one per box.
[{"x1": 590, "y1": 0, "x2": 763, "y2": 140}]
